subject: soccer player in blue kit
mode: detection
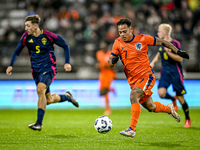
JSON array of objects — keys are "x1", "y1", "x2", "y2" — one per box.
[
  {"x1": 6, "y1": 14, "x2": 79, "y2": 131},
  {"x1": 150, "y1": 23, "x2": 191, "y2": 128}
]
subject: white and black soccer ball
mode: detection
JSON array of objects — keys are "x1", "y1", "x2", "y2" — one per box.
[{"x1": 94, "y1": 116, "x2": 112, "y2": 133}]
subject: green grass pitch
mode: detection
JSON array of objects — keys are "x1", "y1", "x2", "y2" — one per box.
[{"x1": 0, "y1": 108, "x2": 200, "y2": 150}]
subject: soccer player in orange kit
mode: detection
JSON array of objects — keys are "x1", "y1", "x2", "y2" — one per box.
[
  {"x1": 96, "y1": 40, "x2": 116, "y2": 115},
  {"x1": 108, "y1": 18, "x2": 189, "y2": 138}
]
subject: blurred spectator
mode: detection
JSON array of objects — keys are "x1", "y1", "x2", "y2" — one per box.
[
  {"x1": 57, "y1": 5, "x2": 79, "y2": 21},
  {"x1": 166, "y1": 0, "x2": 176, "y2": 11},
  {"x1": 106, "y1": 25, "x2": 118, "y2": 41},
  {"x1": 44, "y1": 12, "x2": 59, "y2": 32},
  {"x1": 1, "y1": 0, "x2": 200, "y2": 74},
  {"x1": 27, "y1": 5, "x2": 36, "y2": 16},
  {"x1": 173, "y1": 23, "x2": 184, "y2": 42},
  {"x1": 147, "y1": 7, "x2": 161, "y2": 27},
  {"x1": 135, "y1": 11, "x2": 146, "y2": 33}
]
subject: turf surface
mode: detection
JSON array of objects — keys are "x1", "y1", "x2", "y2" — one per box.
[{"x1": 0, "y1": 108, "x2": 200, "y2": 150}]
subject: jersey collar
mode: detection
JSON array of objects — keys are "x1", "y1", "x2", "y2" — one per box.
[{"x1": 124, "y1": 33, "x2": 135, "y2": 43}]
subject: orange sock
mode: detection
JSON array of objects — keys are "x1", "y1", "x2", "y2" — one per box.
[
  {"x1": 130, "y1": 103, "x2": 141, "y2": 131},
  {"x1": 154, "y1": 101, "x2": 171, "y2": 113},
  {"x1": 105, "y1": 95, "x2": 110, "y2": 111}
]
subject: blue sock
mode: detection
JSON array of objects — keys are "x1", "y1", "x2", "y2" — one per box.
[
  {"x1": 59, "y1": 95, "x2": 70, "y2": 102},
  {"x1": 36, "y1": 108, "x2": 45, "y2": 125}
]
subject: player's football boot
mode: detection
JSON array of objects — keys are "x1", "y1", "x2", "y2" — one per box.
[
  {"x1": 28, "y1": 122, "x2": 42, "y2": 131},
  {"x1": 168, "y1": 103, "x2": 180, "y2": 122},
  {"x1": 184, "y1": 119, "x2": 191, "y2": 128},
  {"x1": 120, "y1": 127, "x2": 136, "y2": 138},
  {"x1": 173, "y1": 96, "x2": 178, "y2": 111},
  {"x1": 65, "y1": 91, "x2": 79, "y2": 108}
]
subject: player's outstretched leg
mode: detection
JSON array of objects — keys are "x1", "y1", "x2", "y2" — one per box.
[
  {"x1": 28, "y1": 122, "x2": 42, "y2": 131},
  {"x1": 65, "y1": 91, "x2": 79, "y2": 108},
  {"x1": 168, "y1": 103, "x2": 180, "y2": 122},
  {"x1": 120, "y1": 127, "x2": 136, "y2": 138}
]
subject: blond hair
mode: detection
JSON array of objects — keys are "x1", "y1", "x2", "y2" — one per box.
[
  {"x1": 159, "y1": 23, "x2": 172, "y2": 35},
  {"x1": 25, "y1": 14, "x2": 41, "y2": 24}
]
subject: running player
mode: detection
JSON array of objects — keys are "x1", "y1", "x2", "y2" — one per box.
[
  {"x1": 6, "y1": 14, "x2": 79, "y2": 131},
  {"x1": 108, "y1": 18, "x2": 189, "y2": 138},
  {"x1": 150, "y1": 23, "x2": 191, "y2": 128},
  {"x1": 96, "y1": 40, "x2": 116, "y2": 115}
]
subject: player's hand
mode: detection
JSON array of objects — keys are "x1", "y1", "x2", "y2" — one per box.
[
  {"x1": 177, "y1": 50, "x2": 189, "y2": 59},
  {"x1": 6, "y1": 66, "x2": 13, "y2": 75},
  {"x1": 64, "y1": 63, "x2": 72, "y2": 72},
  {"x1": 164, "y1": 47, "x2": 169, "y2": 52}
]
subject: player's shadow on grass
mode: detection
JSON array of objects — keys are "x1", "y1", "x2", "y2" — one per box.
[
  {"x1": 185, "y1": 127, "x2": 200, "y2": 130},
  {"x1": 176, "y1": 127, "x2": 200, "y2": 130},
  {"x1": 137, "y1": 141, "x2": 185, "y2": 148},
  {"x1": 50, "y1": 134, "x2": 77, "y2": 139}
]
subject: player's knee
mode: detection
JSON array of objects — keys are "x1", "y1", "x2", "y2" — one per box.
[
  {"x1": 159, "y1": 93, "x2": 166, "y2": 98},
  {"x1": 37, "y1": 88, "x2": 45, "y2": 95},
  {"x1": 130, "y1": 87, "x2": 143, "y2": 103},
  {"x1": 158, "y1": 88, "x2": 167, "y2": 98},
  {"x1": 37, "y1": 83, "x2": 47, "y2": 95}
]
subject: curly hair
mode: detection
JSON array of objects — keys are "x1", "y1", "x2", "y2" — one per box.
[{"x1": 116, "y1": 18, "x2": 132, "y2": 27}]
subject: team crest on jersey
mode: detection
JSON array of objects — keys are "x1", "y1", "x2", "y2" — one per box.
[
  {"x1": 28, "y1": 39, "x2": 34, "y2": 43},
  {"x1": 135, "y1": 42, "x2": 142, "y2": 50},
  {"x1": 42, "y1": 37, "x2": 47, "y2": 45}
]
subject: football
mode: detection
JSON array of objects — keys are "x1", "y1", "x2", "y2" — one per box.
[{"x1": 94, "y1": 116, "x2": 112, "y2": 133}]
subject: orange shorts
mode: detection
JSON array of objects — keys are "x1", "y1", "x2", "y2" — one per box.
[
  {"x1": 130, "y1": 73, "x2": 155, "y2": 104},
  {"x1": 100, "y1": 76, "x2": 113, "y2": 90}
]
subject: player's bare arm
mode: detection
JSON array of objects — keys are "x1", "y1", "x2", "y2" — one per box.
[
  {"x1": 164, "y1": 47, "x2": 183, "y2": 62},
  {"x1": 64, "y1": 63, "x2": 72, "y2": 72},
  {"x1": 6, "y1": 66, "x2": 13, "y2": 75},
  {"x1": 155, "y1": 37, "x2": 179, "y2": 53},
  {"x1": 155, "y1": 37, "x2": 189, "y2": 59}
]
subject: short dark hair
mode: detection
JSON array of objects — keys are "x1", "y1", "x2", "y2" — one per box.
[
  {"x1": 25, "y1": 14, "x2": 41, "y2": 24},
  {"x1": 116, "y1": 18, "x2": 132, "y2": 27}
]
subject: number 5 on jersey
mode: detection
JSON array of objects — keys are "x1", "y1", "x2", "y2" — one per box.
[{"x1": 36, "y1": 45, "x2": 40, "y2": 53}]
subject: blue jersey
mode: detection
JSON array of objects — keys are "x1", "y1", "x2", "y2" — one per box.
[
  {"x1": 9, "y1": 30, "x2": 70, "y2": 73},
  {"x1": 159, "y1": 39, "x2": 183, "y2": 75},
  {"x1": 158, "y1": 39, "x2": 186, "y2": 95}
]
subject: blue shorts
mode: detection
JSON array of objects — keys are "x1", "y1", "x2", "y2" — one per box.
[
  {"x1": 32, "y1": 70, "x2": 56, "y2": 94},
  {"x1": 158, "y1": 72, "x2": 186, "y2": 96}
]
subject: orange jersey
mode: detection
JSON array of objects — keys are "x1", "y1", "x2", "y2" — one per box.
[
  {"x1": 111, "y1": 34, "x2": 156, "y2": 86},
  {"x1": 96, "y1": 50, "x2": 116, "y2": 89}
]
